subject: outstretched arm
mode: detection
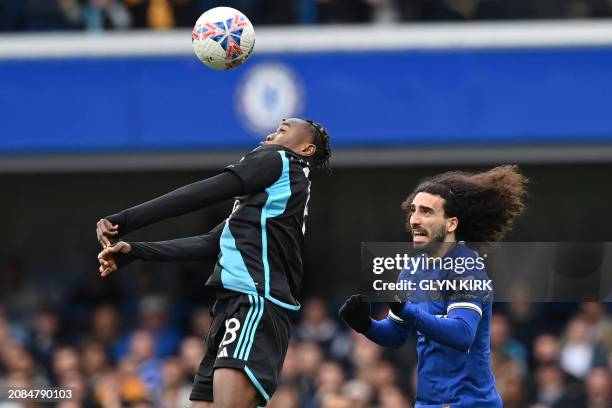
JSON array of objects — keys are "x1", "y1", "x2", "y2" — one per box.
[
  {"x1": 129, "y1": 220, "x2": 223, "y2": 262},
  {"x1": 100, "y1": 171, "x2": 243, "y2": 241},
  {"x1": 97, "y1": 147, "x2": 285, "y2": 247},
  {"x1": 98, "y1": 222, "x2": 224, "y2": 277}
]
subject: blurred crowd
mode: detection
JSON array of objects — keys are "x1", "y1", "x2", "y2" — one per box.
[
  {"x1": 1, "y1": 292, "x2": 611, "y2": 407},
  {"x1": 2, "y1": 0, "x2": 612, "y2": 32}
]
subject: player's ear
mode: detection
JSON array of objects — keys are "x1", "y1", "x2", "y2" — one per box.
[
  {"x1": 300, "y1": 143, "x2": 316, "y2": 158},
  {"x1": 447, "y1": 217, "x2": 458, "y2": 233}
]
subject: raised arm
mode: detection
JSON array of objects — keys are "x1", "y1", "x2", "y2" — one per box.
[
  {"x1": 101, "y1": 172, "x2": 243, "y2": 241},
  {"x1": 98, "y1": 222, "x2": 224, "y2": 276},
  {"x1": 97, "y1": 147, "x2": 284, "y2": 247}
]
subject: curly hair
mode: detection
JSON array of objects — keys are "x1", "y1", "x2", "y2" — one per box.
[{"x1": 401, "y1": 165, "x2": 528, "y2": 242}]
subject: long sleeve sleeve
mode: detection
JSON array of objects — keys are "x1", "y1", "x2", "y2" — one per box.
[
  {"x1": 364, "y1": 315, "x2": 414, "y2": 349},
  {"x1": 115, "y1": 222, "x2": 224, "y2": 267},
  {"x1": 106, "y1": 171, "x2": 243, "y2": 236},
  {"x1": 399, "y1": 304, "x2": 481, "y2": 352}
]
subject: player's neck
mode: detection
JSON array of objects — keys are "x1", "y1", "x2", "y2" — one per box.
[{"x1": 425, "y1": 239, "x2": 457, "y2": 258}]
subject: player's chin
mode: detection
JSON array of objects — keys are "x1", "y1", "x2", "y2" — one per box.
[{"x1": 412, "y1": 238, "x2": 430, "y2": 249}]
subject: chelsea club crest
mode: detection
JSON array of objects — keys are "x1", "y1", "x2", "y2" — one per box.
[{"x1": 236, "y1": 63, "x2": 303, "y2": 135}]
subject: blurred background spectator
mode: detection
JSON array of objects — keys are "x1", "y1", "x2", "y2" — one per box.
[
  {"x1": 1, "y1": 285, "x2": 610, "y2": 406},
  {"x1": 3, "y1": 0, "x2": 612, "y2": 31}
]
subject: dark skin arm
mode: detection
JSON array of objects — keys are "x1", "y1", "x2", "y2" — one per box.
[
  {"x1": 95, "y1": 171, "x2": 243, "y2": 248},
  {"x1": 97, "y1": 221, "x2": 224, "y2": 277}
]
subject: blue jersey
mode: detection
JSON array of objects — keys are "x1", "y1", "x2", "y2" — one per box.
[{"x1": 395, "y1": 243, "x2": 501, "y2": 408}]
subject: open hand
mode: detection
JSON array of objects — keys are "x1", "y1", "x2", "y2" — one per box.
[{"x1": 98, "y1": 242, "x2": 131, "y2": 277}]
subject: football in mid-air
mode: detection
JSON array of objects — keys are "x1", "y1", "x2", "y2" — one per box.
[{"x1": 192, "y1": 7, "x2": 255, "y2": 70}]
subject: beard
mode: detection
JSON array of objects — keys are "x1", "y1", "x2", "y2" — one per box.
[{"x1": 413, "y1": 223, "x2": 448, "y2": 255}]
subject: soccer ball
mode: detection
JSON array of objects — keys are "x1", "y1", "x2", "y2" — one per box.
[{"x1": 192, "y1": 7, "x2": 255, "y2": 70}]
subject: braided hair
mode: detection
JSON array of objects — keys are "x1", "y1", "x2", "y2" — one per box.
[{"x1": 303, "y1": 119, "x2": 332, "y2": 175}]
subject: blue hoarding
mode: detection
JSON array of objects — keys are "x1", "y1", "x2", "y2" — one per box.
[{"x1": 1, "y1": 46, "x2": 612, "y2": 153}]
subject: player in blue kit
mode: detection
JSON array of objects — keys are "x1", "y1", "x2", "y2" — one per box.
[{"x1": 340, "y1": 165, "x2": 527, "y2": 408}]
